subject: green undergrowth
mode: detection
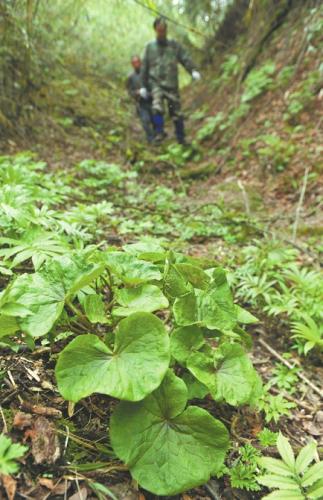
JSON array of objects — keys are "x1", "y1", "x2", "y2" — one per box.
[{"x1": 0, "y1": 153, "x2": 321, "y2": 496}]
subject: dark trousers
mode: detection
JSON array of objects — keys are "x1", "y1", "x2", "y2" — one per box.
[{"x1": 137, "y1": 101, "x2": 155, "y2": 143}]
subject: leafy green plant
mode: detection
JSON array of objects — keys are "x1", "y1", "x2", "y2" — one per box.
[
  {"x1": 110, "y1": 370, "x2": 229, "y2": 495},
  {"x1": 6, "y1": 152, "x2": 319, "y2": 496},
  {"x1": 258, "y1": 433, "x2": 323, "y2": 499},
  {"x1": 51, "y1": 251, "x2": 262, "y2": 494},
  {"x1": 0, "y1": 434, "x2": 28, "y2": 474},
  {"x1": 0, "y1": 228, "x2": 69, "y2": 270},
  {"x1": 212, "y1": 53, "x2": 241, "y2": 89},
  {"x1": 257, "y1": 134, "x2": 296, "y2": 172},
  {"x1": 158, "y1": 143, "x2": 201, "y2": 167},
  {"x1": 267, "y1": 362, "x2": 300, "y2": 394},
  {"x1": 258, "y1": 394, "x2": 296, "y2": 423},
  {"x1": 228, "y1": 444, "x2": 262, "y2": 491},
  {"x1": 233, "y1": 240, "x2": 323, "y2": 355},
  {"x1": 196, "y1": 112, "x2": 225, "y2": 141},
  {"x1": 284, "y1": 70, "x2": 319, "y2": 121},
  {"x1": 291, "y1": 316, "x2": 323, "y2": 355},
  {"x1": 241, "y1": 61, "x2": 276, "y2": 102},
  {"x1": 258, "y1": 428, "x2": 279, "y2": 447},
  {"x1": 276, "y1": 65, "x2": 295, "y2": 87}
]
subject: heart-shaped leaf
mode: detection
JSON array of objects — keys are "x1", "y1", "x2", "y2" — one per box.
[
  {"x1": 56, "y1": 312, "x2": 170, "y2": 402},
  {"x1": 7, "y1": 273, "x2": 65, "y2": 337},
  {"x1": 110, "y1": 370, "x2": 229, "y2": 495},
  {"x1": 187, "y1": 343, "x2": 262, "y2": 406},
  {"x1": 173, "y1": 268, "x2": 237, "y2": 331},
  {"x1": 105, "y1": 252, "x2": 162, "y2": 284},
  {"x1": 170, "y1": 325, "x2": 205, "y2": 366},
  {"x1": 83, "y1": 294, "x2": 108, "y2": 323},
  {"x1": 113, "y1": 284, "x2": 168, "y2": 317},
  {"x1": 4, "y1": 254, "x2": 105, "y2": 337}
]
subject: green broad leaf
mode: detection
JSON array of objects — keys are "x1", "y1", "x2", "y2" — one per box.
[
  {"x1": 0, "y1": 336, "x2": 20, "y2": 352},
  {"x1": 197, "y1": 268, "x2": 237, "y2": 330},
  {"x1": 258, "y1": 457, "x2": 294, "y2": 476},
  {"x1": 0, "y1": 303, "x2": 32, "y2": 317},
  {"x1": 0, "y1": 434, "x2": 28, "y2": 475},
  {"x1": 173, "y1": 291, "x2": 198, "y2": 325},
  {"x1": 0, "y1": 315, "x2": 19, "y2": 337},
  {"x1": 164, "y1": 263, "x2": 191, "y2": 299},
  {"x1": 277, "y1": 433, "x2": 295, "y2": 469},
  {"x1": 113, "y1": 284, "x2": 168, "y2": 317},
  {"x1": 3, "y1": 255, "x2": 105, "y2": 337},
  {"x1": 105, "y1": 252, "x2": 162, "y2": 284},
  {"x1": 302, "y1": 462, "x2": 323, "y2": 487},
  {"x1": 187, "y1": 344, "x2": 262, "y2": 406},
  {"x1": 56, "y1": 312, "x2": 170, "y2": 402},
  {"x1": 235, "y1": 305, "x2": 259, "y2": 324},
  {"x1": 83, "y1": 294, "x2": 108, "y2": 323},
  {"x1": 213, "y1": 344, "x2": 262, "y2": 405},
  {"x1": 170, "y1": 326, "x2": 205, "y2": 366},
  {"x1": 262, "y1": 490, "x2": 304, "y2": 499},
  {"x1": 123, "y1": 241, "x2": 166, "y2": 262},
  {"x1": 257, "y1": 474, "x2": 301, "y2": 489},
  {"x1": 182, "y1": 372, "x2": 209, "y2": 400},
  {"x1": 308, "y1": 478, "x2": 323, "y2": 499},
  {"x1": 175, "y1": 264, "x2": 210, "y2": 290},
  {"x1": 173, "y1": 269, "x2": 237, "y2": 331},
  {"x1": 46, "y1": 254, "x2": 105, "y2": 299},
  {"x1": 295, "y1": 441, "x2": 316, "y2": 474},
  {"x1": 187, "y1": 350, "x2": 217, "y2": 394},
  {"x1": 8, "y1": 273, "x2": 65, "y2": 337},
  {"x1": 110, "y1": 370, "x2": 229, "y2": 495}
]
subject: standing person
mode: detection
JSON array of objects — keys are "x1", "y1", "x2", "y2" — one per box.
[
  {"x1": 126, "y1": 55, "x2": 155, "y2": 144},
  {"x1": 141, "y1": 17, "x2": 201, "y2": 145}
]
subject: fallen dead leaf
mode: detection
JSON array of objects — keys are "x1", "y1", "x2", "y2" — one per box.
[
  {"x1": 25, "y1": 416, "x2": 60, "y2": 464},
  {"x1": 38, "y1": 477, "x2": 55, "y2": 489},
  {"x1": 0, "y1": 474, "x2": 17, "y2": 500},
  {"x1": 69, "y1": 486, "x2": 88, "y2": 500},
  {"x1": 302, "y1": 421, "x2": 323, "y2": 436},
  {"x1": 39, "y1": 477, "x2": 71, "y2": 495},
  {"x1": 316, "y1": 411, "x2": 323, "y2": 423},
  {"x1": 13, "y1": 412, "x2": 33, "y2": 429}
]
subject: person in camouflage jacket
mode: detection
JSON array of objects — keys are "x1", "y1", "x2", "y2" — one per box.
[
  {"x1": 126, "y1": 55, "x2": 155, "y2": 143},
  {"x1": 141, "y1": 17, "x2": 201, "y2": 144}
]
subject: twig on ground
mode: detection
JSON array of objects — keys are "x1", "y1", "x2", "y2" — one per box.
[
  {"x1": 205, "y1": 480, "x2": 222, "y2": 500},
  {"x1": 0, "y1": 389, "x2": 18, "y2": 405},
  {"x1": 258, "y1": 337, "x2": 323, "y2": 398},
  {"x1": 7, "y1": 370, "x2": 17, "y2": 389},
  {"x1": 21, "y1": 401, "x2": 62, "y2": 418},
  {"x1": 270, "y1": 387, "x2": 316, "y2": 412},
  {"x1": 292, "y1": 165, "x2": 310, "y2": 242},
  {"x1": 63, "y1": 425, "x2": 70, "y2": 456},
  {"x1": 0, "y1": 405, "x2": 8, "y2": 433}
]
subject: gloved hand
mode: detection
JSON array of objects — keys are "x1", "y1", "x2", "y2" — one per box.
[
  {"x1": 192, "y1": 70, "x2": 201, "y2": 81},
  {"x1": 139, "y1": 87, "x2": 149, "y2": 99}
]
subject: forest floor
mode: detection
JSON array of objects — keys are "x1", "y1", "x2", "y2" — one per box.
[{"x1": 0, "y1": 81, "x2": 322, "y2": 499}]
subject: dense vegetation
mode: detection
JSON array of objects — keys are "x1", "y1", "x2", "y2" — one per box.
[{"x1": 0, "y1": 0, "x2": 322, "y2": 499}]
